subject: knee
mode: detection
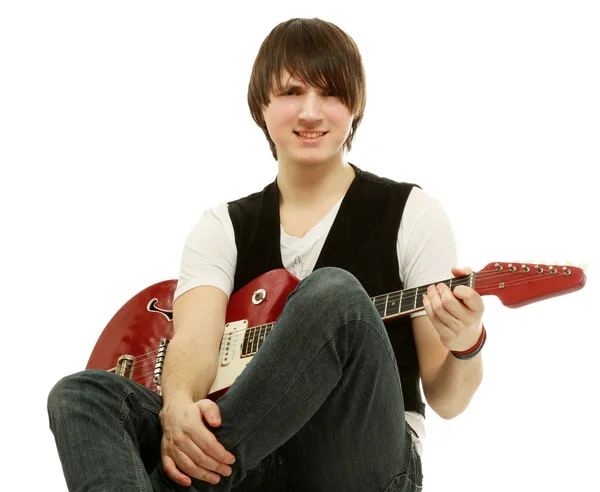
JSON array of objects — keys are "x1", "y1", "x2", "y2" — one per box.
[
  {"x1": 47, "y1": 369, "x2": 115, "y2": 416},
  {"x1": 300, "y1": 267, "x2": 366, "y2": 298},
  {"x1": 293, "y1": 267, "x2": 372, "y2": 314}
]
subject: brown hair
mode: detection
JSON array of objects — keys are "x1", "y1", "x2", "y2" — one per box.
[{"x1": 247, "y1": 18, "x2": 367, "y2": 161}]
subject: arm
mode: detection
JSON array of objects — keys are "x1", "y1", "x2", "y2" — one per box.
[
  {"x1": 399, "y1": 189, "x2": 484, "y2": 419},
  {"x1": 412, "y1": 309, "x2": 484, "y2": 420},
  {"x1": 159, "y1": 285, "x2": 237, "y2": 487},
  {"x1": 163, "y1": 204, "x2": 237, "y2": 405},
  {"x1": 159, "y1": 205, "x2": 238, "y2": 486},
  {"x1": 161, "y1": 284, "x2": 229, "y2": 406}
]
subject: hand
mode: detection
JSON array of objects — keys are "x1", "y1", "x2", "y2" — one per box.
[
  {"x1": 422, "y1": 267, "x2": 485, "y2": 352},
  {"x1": 159, "y1": 397, "x2": 236, "y2": 486}
]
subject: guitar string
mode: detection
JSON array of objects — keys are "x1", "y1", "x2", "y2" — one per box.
[
  {"x1": 153, "y1": 270, "x2": 576, "y2": 358},
  {"x1": 125, "y1": 271, "x2": 576, "y2": 372},
  {"x1": 126, "y1": 271, "x2": 560, "y2": 384},
  {"x1": 372, "y1": 268, "x2": 573, "y2": 306},
  {"x1": 119, "y1": 268, "x2": 580, "y2": 385}
]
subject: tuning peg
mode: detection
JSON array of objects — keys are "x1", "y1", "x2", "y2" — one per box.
[{"x1": 559, "y1": 260, "x2": 587, "y2": 271}]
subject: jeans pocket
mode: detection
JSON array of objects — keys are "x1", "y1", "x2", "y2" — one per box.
[{"x1": 383, "y1": 472, "x2": 423, "y2": 492}]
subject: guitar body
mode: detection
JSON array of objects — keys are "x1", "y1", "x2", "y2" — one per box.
[
  {"x1": 86, "y1": 279, "x2": 177, "y2": 391},
  {"x1": 86, "y1": 268, "x2": 300, "y2": 398}
]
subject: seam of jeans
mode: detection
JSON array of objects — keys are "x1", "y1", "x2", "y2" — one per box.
[
  {"x1": 118, "y1": 388, "x2": 134, "y2": 425},
  {"x1": 357, "y1": 317, "x2": 405, "y2": 385},
  {"x1": 123, "y1": 427, "x2": 148, "y2": 492}
]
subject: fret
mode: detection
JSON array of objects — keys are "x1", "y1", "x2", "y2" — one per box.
[
  {"x1": 241, "y1": 323, "x2": 276, "y2": 357},
  {"x1": 256, "y1": 326, "x2": 267, "y2": 350},
  {"x1": 373, "y1": 295, "x2": 386, "y2": 318},
  {"x1": 242, "y1": 328, "x2": 251, "y2": 357},
  {"x1": 386, "y1": 292, "x2": 400, "y2": 318},
  {"x1": 414, "y1": 285, "x2": 424, "y2": 310},
  {"x1": 384, "y1": 294, "x2": 389, "y2": 318},
  {"x1": 251, "y1": 327, "x2": 258, "y2": 354},
  {"x1": 400, "y1": 287, "x2": 415, "y2": 313}
]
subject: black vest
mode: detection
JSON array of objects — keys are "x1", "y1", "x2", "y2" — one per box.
[{"x1": 227, "y1": 163, "x2": 426, "y2": 416}]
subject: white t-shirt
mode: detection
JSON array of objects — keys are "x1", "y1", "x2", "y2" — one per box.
[{"x1": 174, "y1": 185, "x2": 459, "y2": 457}]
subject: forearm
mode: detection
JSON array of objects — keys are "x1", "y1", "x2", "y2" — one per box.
[
  {"x1": 161, "y1": 331, "x2": 220, "y2": 404},
  {"x1": 425, "y1": 352, "x2": 483, "y2": 420}
]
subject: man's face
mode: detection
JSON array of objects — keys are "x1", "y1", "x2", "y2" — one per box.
[{"x1": 262, "y1": 69, "x2": 354, "y2": 165}]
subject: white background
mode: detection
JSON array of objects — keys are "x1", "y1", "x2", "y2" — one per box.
[{"x1": 1, "y1": 1, "x2": 598, "y2": 491}]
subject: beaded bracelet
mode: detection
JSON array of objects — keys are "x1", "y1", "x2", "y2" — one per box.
[{"x1": 451, "y1": 325, "x2": 487, "y2": 360}]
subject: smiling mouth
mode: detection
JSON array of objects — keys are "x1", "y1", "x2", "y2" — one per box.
[{"x1": 294, "y1": 131, "x2": 328, "y2": 139}]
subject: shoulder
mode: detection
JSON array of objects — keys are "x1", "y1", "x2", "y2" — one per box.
[
  {"x1": 183, "y1": 202, "x2": 236, "y2": 248},
  {"x1": 405, "y1": 186, "x2": 445, "y2": 218},
  {"x1": 227, "y1": 181, "x2": 274, "y2": 209},
  {"x1": 353, "y1": 164, "x2": 420, "y2": 191},
  {"x1": 397, "y1": 186, "x2": 458, "y2": 289}
]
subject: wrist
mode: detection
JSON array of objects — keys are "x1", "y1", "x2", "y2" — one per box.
[
  {"x1": 451, "y1": 324, "x2": 486, "y2": 360},
  {"x1": 162, "y1": 387, "x2": 195, "y2": 407}
]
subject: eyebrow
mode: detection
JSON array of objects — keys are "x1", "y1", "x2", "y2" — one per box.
[
  {"x1": 280, "y1": 81, "x2": 331, "y2": 93},
  {"x1": 281, "y1": 84, "x2": 305, "y2": 91}
]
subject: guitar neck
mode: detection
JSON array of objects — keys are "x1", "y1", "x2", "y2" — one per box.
[
  {"x1": 239, "y1": 274, "x2": 474, "y2": 357},
  {"x1": 372, "y1": 274, "x2": 473, "y2": 321}
]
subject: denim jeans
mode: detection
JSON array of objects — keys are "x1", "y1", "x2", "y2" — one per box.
[{"x1": 48, "y1": 267, "x2": 424, "y2": 491}]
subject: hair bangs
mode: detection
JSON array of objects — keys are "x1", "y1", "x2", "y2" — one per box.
[
  {"x1": 247, "y1": 18, "x2": 366, "y2": 160},
  {"x1": 269, "y1": 22, "x2": 358, "y2": 113}
]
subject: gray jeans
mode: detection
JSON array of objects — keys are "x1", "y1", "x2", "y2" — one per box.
[{"x1": 48, "y1": 267, "x2": 423, "y2": 491}]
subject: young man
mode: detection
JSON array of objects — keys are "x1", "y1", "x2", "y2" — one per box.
[{"x1": 48, "y1": 17, "x2": 485, "y2": 491}]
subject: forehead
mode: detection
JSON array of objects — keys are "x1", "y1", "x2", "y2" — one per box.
[
  {"x1": 273, "y1": 69, "x2": 323, "y2": 90},
  {"x1": 275, "y1": 69, "x2": 303, "y2": 86}
]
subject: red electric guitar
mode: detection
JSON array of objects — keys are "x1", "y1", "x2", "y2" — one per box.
[{"x1": 86, "y1": 262, "x2": 586, "y2": 400}]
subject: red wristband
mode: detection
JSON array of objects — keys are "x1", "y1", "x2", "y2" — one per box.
[{"x1": 451, "y1": 325, "x2": 486, "y2": 360}]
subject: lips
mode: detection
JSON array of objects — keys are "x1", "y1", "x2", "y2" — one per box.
[{"x1": 294, "y1": 131, "x2": 328, "y2": 139}]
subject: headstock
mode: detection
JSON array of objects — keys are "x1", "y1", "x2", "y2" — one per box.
[{"x1": 474, "y1": 262, "x2": 587, "y2": 308}]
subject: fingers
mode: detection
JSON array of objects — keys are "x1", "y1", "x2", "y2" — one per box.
[
  {"x1": 162, "y1": 455, "x2": 192, "y2": 488},
  {"x1": 198, "y1": 399, "x2": 222, "y2": 428},
  {"x1": 453, "y1": 285, "x2": 485, "y2": 313},
  {"x1": 188, "y1": 427, "x2": 236, "y2": 470},
  {"x1": 160, "y1": 399, "x2": 236, "y2": 486},
  {"x1": 197, "y1": 401, "x2": 236, "y2": 465},
  {"x1": 163, "y1": 429, "x2": 233, "y2": 485},
  {"x1": 424, "y1": 284, "x2": 463, "y2": 329},
  {"x1": 164, "y1": 448, "x2": 226, "y2": 486},
  {"x1": 422, "y1": 288, "x2": 455, "y2": 342}
]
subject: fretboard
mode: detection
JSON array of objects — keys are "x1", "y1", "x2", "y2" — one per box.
[
  {"x1": 241, "y1": 322, "x2": 276, "y2": 357},
  {"x1": 239, "y1": 274, "x2": 474, "y2": 357},
  {"x1": 372, "y1": 274, "x2": 473, "y2": 320}
]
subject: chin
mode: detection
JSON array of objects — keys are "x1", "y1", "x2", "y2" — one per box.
[{"x1": 285, "y1": 148, "x2": 343, "y2": 164}]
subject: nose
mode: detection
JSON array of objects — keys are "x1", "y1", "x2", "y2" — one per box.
[{"x1": 298, "y1": 91, "x2": 323, "y2": 123}]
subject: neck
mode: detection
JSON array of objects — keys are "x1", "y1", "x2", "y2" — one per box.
[{"x1": 276, "y1": 157, "x2": 355, "y2": 207}]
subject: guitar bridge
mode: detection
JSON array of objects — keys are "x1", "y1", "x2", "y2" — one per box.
[
  {"x1": 115, "y1": 355, "x2": 136, "y2": 379},
  {"x1": 152, "y1": 338, "x2": 169, "y2": 395}
]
